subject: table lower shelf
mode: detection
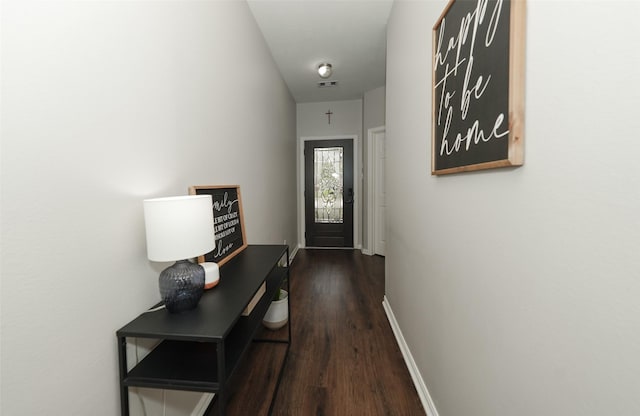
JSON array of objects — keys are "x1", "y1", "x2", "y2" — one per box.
[
  {"x1": 123, "y1": 328, "x2": 291, "y2": 396},
  {"x1": 124, "y1": 340, "x2": 221, "y2": 392}
]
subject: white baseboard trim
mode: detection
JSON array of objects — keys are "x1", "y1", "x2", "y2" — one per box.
[
  {"x1": 191, "y1": 393, "x2": 214, "y2": 416},
  {"x1": 361, "y1": 247, "x2": 374, "y2": 256},
  {"x1": 290, "y1": 245, "x2": 299, "y2": 263},
  {"x1": 382, "y1": 295, "x2": 440, "y2": 416}
]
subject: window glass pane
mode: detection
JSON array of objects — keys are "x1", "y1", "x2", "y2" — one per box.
[{"x1": 314, "y1": 147, "x2": 344, "y2": 223}]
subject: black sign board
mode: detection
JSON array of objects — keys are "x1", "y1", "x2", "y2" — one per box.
[
  {"x1": 432, "y1": 0, "x2": 526, "y2": 175},
  {"x1": 189, "y1": 185, "x2": 247, "y2": 266}
]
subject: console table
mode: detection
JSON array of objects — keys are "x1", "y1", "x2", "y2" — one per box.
[{"x1": 116, "y1": 245, "x2": 290, "y2": 416}]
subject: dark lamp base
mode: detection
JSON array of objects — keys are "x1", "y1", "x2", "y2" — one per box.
[{"x1": 159, "y1": 260, "x2": 205, "y2": 313}]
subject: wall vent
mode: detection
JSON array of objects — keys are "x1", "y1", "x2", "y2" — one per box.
[{"x1": 317, "y1": 81, "x2": 339, "y2": 88}]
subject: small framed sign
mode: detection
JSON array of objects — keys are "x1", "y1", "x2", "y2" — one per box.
[
  {"x1": 188, "y1": 185, "x2": 247, "y2": 267},
  {"x1": 432, "y1": 0, "x2": 526, "y2": 175}
]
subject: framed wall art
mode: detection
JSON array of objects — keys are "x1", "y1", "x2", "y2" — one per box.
[
  {"x1": 188, "y1": 185, "x2": 247, "y2": 267},
  {"x1": 432, "y1": 0, "x2": 526, "y2": 175}
]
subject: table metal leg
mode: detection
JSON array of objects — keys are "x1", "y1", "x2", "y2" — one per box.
[
  {"x1": 117, "y1": 336, "x2": 130, "y2": 416},
  {"x1": 217, "y1": 341, "x2": 226, "y2": 416}
]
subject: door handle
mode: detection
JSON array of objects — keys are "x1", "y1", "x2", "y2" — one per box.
[{"x1": 345, "y1": 188, "x2": 354, "y2": 204}]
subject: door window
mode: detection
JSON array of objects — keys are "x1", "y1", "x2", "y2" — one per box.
[{"x1": 314, "y1": 147, "x2": 344, "y2": 224}]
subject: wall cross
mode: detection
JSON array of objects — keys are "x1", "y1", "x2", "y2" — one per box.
[{"x1": 325, "y1": 109, "x2": 333, "y2": 125}]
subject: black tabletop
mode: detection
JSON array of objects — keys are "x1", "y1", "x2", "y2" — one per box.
[{"x1": 117, "y1": 245, "x2": 287, "y2": 342}]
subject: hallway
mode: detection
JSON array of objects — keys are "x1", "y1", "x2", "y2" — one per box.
[{"x1": 217, "y1": 249, "x2": 425, "y2": 415}]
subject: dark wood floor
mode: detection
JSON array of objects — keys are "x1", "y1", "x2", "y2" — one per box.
[{"x1": 213, "y1": 249, "x2": 425, "y2": 416}]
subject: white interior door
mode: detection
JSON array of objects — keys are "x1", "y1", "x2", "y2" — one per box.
[{"x1": 373, "y1": 130, "x2": 386, "y2": 256}]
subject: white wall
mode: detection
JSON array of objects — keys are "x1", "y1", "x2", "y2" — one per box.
[
  {"x1": 296, "y1": 99, "x2": 363, "y2": 139},
  {"x1": 363, "y1": 86, "x2": 386, "y2": 132},
  {"x1": 296, "y1": 99, "x2": 363, "y2": 247},
  {"x1": 386, "y1": 1, "x2": 640, "y2": 416},
  {"x1": 0, "y1": 1, "x2": 296, "y2": 415}
]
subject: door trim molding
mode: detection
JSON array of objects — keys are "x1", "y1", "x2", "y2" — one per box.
[
  {"x1": 298, "y1": 135, "x2": 360, "y2": 249},
  {"x1": 366, "y1": 126, "x2": 385, "y2": 255}
]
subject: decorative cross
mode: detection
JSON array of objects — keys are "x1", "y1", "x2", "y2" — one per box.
[{"x1": 325, "y1": 109, "x2": 333, "y2": 125}]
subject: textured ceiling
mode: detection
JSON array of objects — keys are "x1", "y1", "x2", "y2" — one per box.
[{"x1": 247, "y1": 0, "x2": 393, "y2": 103}]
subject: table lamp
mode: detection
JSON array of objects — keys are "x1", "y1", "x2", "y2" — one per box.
[{"x1": 143, "y1": 195, "x2": 215, "y2": 313}]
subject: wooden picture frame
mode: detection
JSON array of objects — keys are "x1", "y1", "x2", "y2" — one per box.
[
  {"x1": 188, "y1": 185, "x2": 247, "y2": 267},
  {"x1": 432, "y1": 0, "x2": 526, "y2": 175}
]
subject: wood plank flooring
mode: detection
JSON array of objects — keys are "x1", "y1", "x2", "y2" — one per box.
[{"x1": 212, "y1": 249, "x2": 425, "y2": 416}]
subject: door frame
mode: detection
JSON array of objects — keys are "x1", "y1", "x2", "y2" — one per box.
[
  {"x1": 366, "y1": 126, "x2": 385, "y2": 255},
  {"x1": 298, "y1": 135, "x2": 360, "y2": 249}
]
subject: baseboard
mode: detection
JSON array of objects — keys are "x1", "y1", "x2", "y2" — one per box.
[
  {"x1": 382, "y1": 296, "x2": 440, "y2": 416},
  {"x1": 361, "y1": 247, "x2": 374, "y2": 256},
  {"x1": 290, "y1": 245, "x2": 299, "y2": 263},
  {"x1": 191, "y1": 393, "x2": 214, "y2": 416}
]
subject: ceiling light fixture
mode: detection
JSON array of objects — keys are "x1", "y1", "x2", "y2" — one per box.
[{"x1": 318, "y1": 63, "x2": 332, "y2": 79}]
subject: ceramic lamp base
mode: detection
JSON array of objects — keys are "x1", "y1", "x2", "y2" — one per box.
[{"x1": 159, "y1": 260, "x2": 205, "y2": 313}]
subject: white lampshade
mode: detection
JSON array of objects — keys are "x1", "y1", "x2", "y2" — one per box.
[{"x1": 143, "y1": 195, "x2": 215, "y2": 262}]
